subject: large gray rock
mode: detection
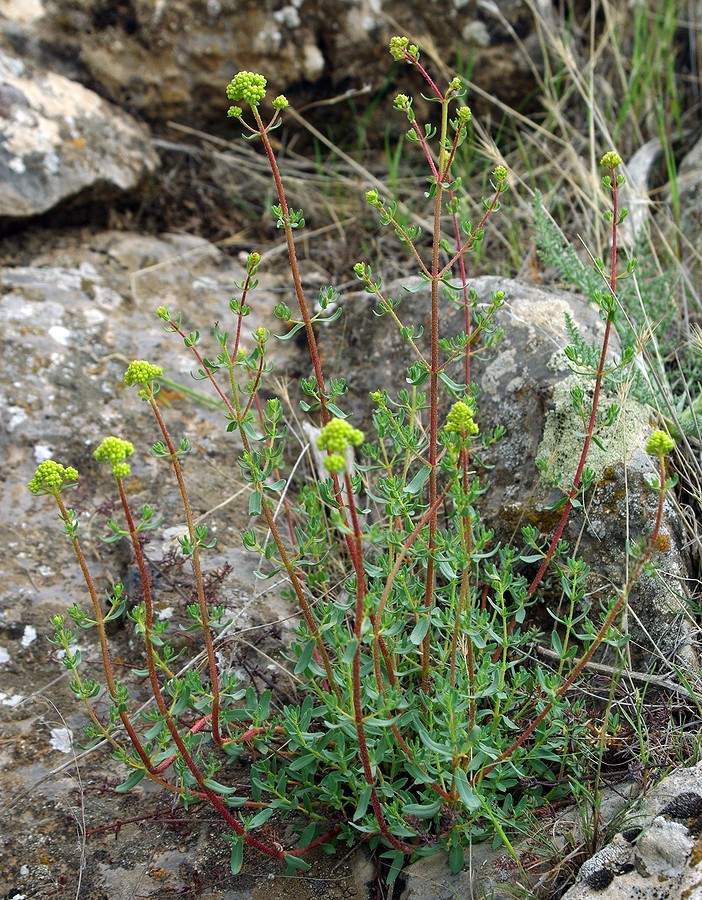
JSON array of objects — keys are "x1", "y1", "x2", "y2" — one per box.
[
  {"x1": 319, "y1": 276, "x2": 697, "y2": 671},
  {"x1": 563, "y1": 763, "x2": 702, "y2": 899},
  {"x1": 0, "y1": 229, "x2": 302, "y2": 622},
  {"x1": 6, "y1": 0, "x2": 544, "y2": 131},
  {"x1": 0, "y1": 46, "x2": 158, "y2": 224}
]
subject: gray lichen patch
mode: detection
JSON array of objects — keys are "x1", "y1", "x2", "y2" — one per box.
[{"x1": 536, "y1": 374, "x2": 653, "y2": 490}]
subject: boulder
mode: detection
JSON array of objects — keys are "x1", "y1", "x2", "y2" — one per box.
[
  {"x1": 319, "y1": 276, "x2": 697, "y2": 671},
  {"x1": 7, "y1": 0, "x2": 544, "y2": 132},
  {"x1": 563, "y1": 762, "x2": 702, "y2": 899},
  {"x1": 0, "y1": 46, "x2": 158, "y2": 225},
  {"x1": 0, "y1": 229, "x2": 300, "y2": 622}
]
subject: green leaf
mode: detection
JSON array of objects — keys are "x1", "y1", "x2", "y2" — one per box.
[
  {"x1": 114, "y1": 768, "x2": 146, "y2": 793},
  {"x1": 275, "y1": 321, "x2": 306, "y2": 342},
  {"x1": 410, "y1": 617, "x2": 430, "y2": 646},
  {"x1": 551, "y1": 630, "x2": 563, "y2": 656},
  {"x1": 294, "y1": 639, "x2": 316, "y2": 675},
  {"x1": 403, "y1": 798, "x2": 443, "y2": 819},
  {"x1": 229, "y1": 835, "x2": 244, "y2": 875},
  {"x1": 284, "y1": 854, "x2": 311, "y2": 874},
  {"x1": 204, "y1": 779, "x2": 240, "y2": 796},
  {"x1": 381, "y1": 850, "x2": 405, "y2": 884},
  {"x1": 418, "y1": 730, "x2": 453, "y2": 761},
  {"x1": 403, "y1": 465, "x2": 431, "y2": 494},
  {"x1": 453, "y1": 768, "x2": 481, "y2": 811},
  {"x1": 248, "y1": 491, "x2": 262, "y2": 516},
  {"x1": 248, "y1": 806, "x2": 275, "y2": 828},
  {"x1": 341, "y1": 637, "x2": 359, "y2": 666},
  {"x1": 354, "y1": 785, "x2": 372, "y2": 821},
  {"x1": 449, "y1": 841, "x2": 465, "y2": 874}
]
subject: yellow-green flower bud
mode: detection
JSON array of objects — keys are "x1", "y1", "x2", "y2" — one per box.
[
  {"x1": 457, "y1": 106, "x2": 472, "y2": 124},
  {"x1": 226, "y1": 71, "x2": 267, "y2": 106},
  {"x1": 448, "y1": 77, "x2": 461, "y2": 93},
  {"x1": 444, "y1": 400, "x2": 479, "y2": 436},
  {"x1": 28, "y1": 460, "x2": 79, "y2": 495},
  {"x1": 254, "y1": 326, "x2": 268, "y2": 343},
  {"x1": 324, "y1": 453, "x2": 346, "y2": 474},
  {"x1": 646, "y1": 429, "x2": 675, "y2": 457},
  {"x1": 600, "y1": 151, "x2": 622, "y2": 170},
  {"x1": 393, "y1": 93, "x2": 411, "y2": 112},
  {"x1": 94, "y1": 437, "x2": 134, "y2": 478},
  {"x1": 365, "y1": 189, "x2": 382, "y2": 208},
  {"x1": 227, "y1": 106, "x2": 243, "y2": 119},
  {"x1": 156, "y1": 306, "x2": 170, "y2": 321},
  {"x1": 493, "y1": 165, "x2": 507, "y2": 183},
  {"x1": 389, "y1": 36, "x2": 409, "y2": 60},
  {"x1": 124, "y1": 360, "x2": 163, "y2": 386},
  {"x1": 272, "y1": 95, "x2": 288, "y2": 111},
  {"x1": 317, "y1": 418, "x2": 364, "y2": 455},
  {"x1": 247, "y1": 251, "x2": 261, "y2": 268}
]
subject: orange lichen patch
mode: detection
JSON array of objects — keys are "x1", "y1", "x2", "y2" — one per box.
[
  {"x1": 63, "y1": 137, "x2": 86, "y2": 149},
  {"x1": 655, "y1": 533, "x2": 672, "y2": 553}
]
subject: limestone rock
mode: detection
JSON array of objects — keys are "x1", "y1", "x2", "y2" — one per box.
[
  {"x1": 0, "y1": 46, "x2": 158, "y2": 224},
  {"x1": 13, "y1": 0, "x2": 543, "y2": 132},
  {"x1": 319, "y1": 276, "x2": 697, "y2": 670},
  {"x1": 0, "y1": 230, "x2": 297, "y2": 624},
  {"x1": 563, "y1": 763, "x2": 702, "y2": 899}
]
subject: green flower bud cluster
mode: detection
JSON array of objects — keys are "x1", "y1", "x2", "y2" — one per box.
[
  {"x1": 393, "y1": 93, "x2": 411, "y2": 112},
  {"x1": 389, "y1": 36, "x2": 419, "y2": 62},
  {"x1": 156, "y1": 306, "x2": 170, "y2": 321},
  {"x1": 317, "y1": 418, "x2": 364, "y2": 474},
  {"x1": 646, "y1": 429, "x2": 675, "y2": 457},
  {"x1": 493, "y1": 165, "x2": 507, "y2": 184},
  {"x1": 365, "y1": 189, "x2": 383, "y2": 209},
  {"x1": 226, "y1": 71, "x2": 267, "y2": 106},
  {"x1": 457, "y1": 106, "x2": 472, "y2": 124},
  {"x1": 227, "y1": 106, "x2": 243, "y2": 119},
  {"x1": 28, "y1": 460, "x2": 79, "y2": 495},
  {"x1": 444, "y1": 401, "x2": 479, "y2": 436},
  {"x1": 600, "y1": 151, "x2": 622, "y2": 170},
  {"x1": 124, "y1": 360, "x2": 163, "y2": 387},
  {"x1": 272, "y1": 95, "x2": 288, "y2": 111},
  {"x1": 94, "y1": 436, "x2": 134, "y2": 478}
]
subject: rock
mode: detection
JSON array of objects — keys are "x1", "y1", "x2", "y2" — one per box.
[
  {"x1": 11, "y1": 0, "x2": 544, "y2": 134},
  {"x1": 0, "y1": 229, "x2": 302, "y2": 624},
  {"x1": 399, "y1": 847, "x2": 517, "y2": 900},
  {"x1": 0, "y1": 45, "x2": 158, "y2": 225},
  {"x1": 676, "y1": 133, "x2": 702, "y2": 292},
  {"x1": 319, "y1": 275, "x2": 697, "y2": 671},
  {"x1": 563, "y1": 763, "x2": 702, "y2": 899}
]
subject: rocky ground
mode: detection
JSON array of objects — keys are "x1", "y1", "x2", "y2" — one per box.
[{"x1": 1, "y1": 2, "x2": 702, "y2": 899}]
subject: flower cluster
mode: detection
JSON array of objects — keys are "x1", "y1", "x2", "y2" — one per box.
[
  {"x1": 600, "y1": 151, "x2": 622, "y2": 170},
  {"x1": 493, "y1": 165, "x2": 507, "y2": 184},
  {"x1": 124, "y1": 360, "x2": 163, "y2": 387},
  {"x1": 28, "y1": 460, "x2": 79, "y2": 496},
  {"x1": 317, "y1": 418, "x2": 364, "y2": 473},
  {"x1": 444, "y1": 400, "x2": 479, "y2": 437},
  {"x1": 226, "y1": 71, "x2": 267, "y2": 106},
  {"x1": 457, "y1": 106, "x2": 472, "y2": 124},
  {"x1": 646, "y1": 429, "x2": 675, "y2": 457},
  {"x1": 389, "y1": 36, "x2": 418, "y2": 62},
  {"x1": 94, "y1": 436, "x2": 134, "y2": 478}
]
